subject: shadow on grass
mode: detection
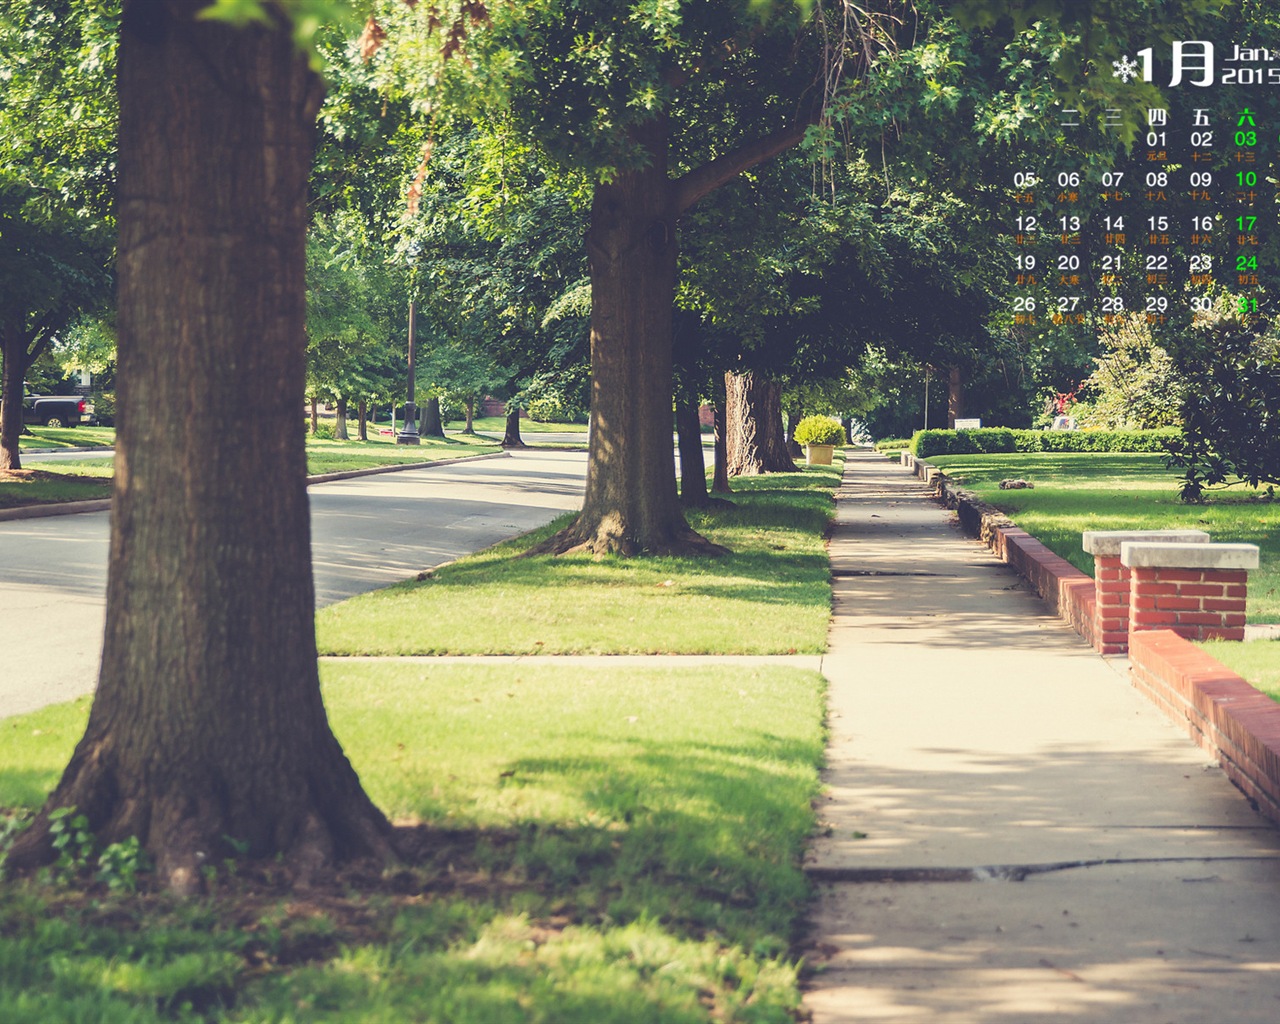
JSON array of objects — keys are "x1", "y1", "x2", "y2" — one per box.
[{"x1": 1, "y1": 717, "x2": 821, "y2": 1023}]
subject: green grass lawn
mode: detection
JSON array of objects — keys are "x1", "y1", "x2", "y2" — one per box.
[
  {"x1": 318, "y1": 462, "x2": 841, "y2": 656},
  {"x1": 1197, "y1": 639, "x2": 1280, "y2": 705},
  {"x1": 462, "y1": 415, "x2": 589, "y2": 435},
  {"x1": 17, "y1": 425, "x2": 116, "y2": 451},
  {"x1": 929, "y1": 452, "x2": 1280, "y2": 623},
  {"x1": 0, "y1": 661, "x2": 825, "y2": 1022},
  {"x1": 0, "y1": 459, "x2": 113, "y2": 509},
  {"x1": 304, "y1": 433, "x2": 500, "y2": 474},
  {"x1": 0, "y1": 436, "x2": 502, "y2": 510}
]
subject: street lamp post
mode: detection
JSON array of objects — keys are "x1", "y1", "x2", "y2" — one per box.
[{"x1": 397, "y1": 298, "x2": 420, "y2": 445}]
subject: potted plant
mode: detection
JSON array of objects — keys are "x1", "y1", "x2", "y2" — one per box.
[{"x1": 793, "y1": 415, "x2": 846, "y2": 466}]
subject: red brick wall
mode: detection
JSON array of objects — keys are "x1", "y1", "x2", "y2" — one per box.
[
  {"x1": 925, "y1": 460, "x2": 1280, "y2": 828},
  {"x1": 1129, "y1": 630, "x2": 1280, "y2": 825},
  {"x1": 1129, "y1": 566, "x2": 1249, "y2": 642}
]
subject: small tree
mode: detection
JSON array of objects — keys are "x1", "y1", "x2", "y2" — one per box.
[
  {"x1": 1165, "y1": 316, "x2": 1280, "y2": 502},
  {"x1": 1075, "y1": 314, "x2": 1184, "y2": 430}
]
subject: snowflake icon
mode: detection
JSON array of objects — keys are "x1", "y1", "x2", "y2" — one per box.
[{"x1": 1112, "y1": 55, "x2": 1140, "y2": 83}]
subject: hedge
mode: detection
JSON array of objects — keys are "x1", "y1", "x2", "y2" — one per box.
[{"x1": 911, "y1": 427, "x2": 1180, "y2": 458}]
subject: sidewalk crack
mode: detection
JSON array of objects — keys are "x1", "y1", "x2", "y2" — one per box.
[{"x1": 805, "y1": 855, "x2": 1280, "y2": 884}]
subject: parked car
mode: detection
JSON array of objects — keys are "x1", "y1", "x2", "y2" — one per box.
[{"x1": 21, "y1": 394, "x2": 96, "y2": 428}]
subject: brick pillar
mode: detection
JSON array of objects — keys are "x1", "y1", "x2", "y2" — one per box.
[
  {"x1": 1122, "y1": 542, "x2": 1259, "y2": 643},
  {"x1": 1082, "y1": 530, "x2": 1209, "y2": 655}
]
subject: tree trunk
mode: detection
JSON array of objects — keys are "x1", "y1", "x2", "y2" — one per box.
[
  {"x1": 530, "y1": 117, "x2": 721, "y2": 556},
  {"x1": 675, "y1": 390, "x2": 709, "y2": 508},
  {"x1": 421, "y1": 395, "x2": 444, "y2": 437},
  {"x1": 785, "y1": 406, "x2": 804, "y2": 459},
  {"x1": 309, "y1": 395, "x2": 318, "y2": 435},
  {"x1": 501, "y1": 407, "x2": 526, "y2": 447},
  {"x1": 334, "y1": 396, "x2": 349, "y2": 440},
  {"x1": 0, "y1": 323, "x2": 28, "y2": 471},
  {"x1": 726, "y1": 370, "x2": 798, "y2": 476},
  {"x1": 463, "y1": 397, "x2": 475, "y2": 434},
  {"x1": 760, "y1": 378, "x2": 798, "y2": 472},
  {"x1": 711, "y1": 377, "x2": 731, "y2": 494},
  {"x1": 948, "y1": 365, "x2": 965, "y2": 429},
  {"x1": 357, "y1": 398, "x2": 368, "y2": 441},
  {"x1": 7, "y1": 0, "x2": 394, "y2": 892}
]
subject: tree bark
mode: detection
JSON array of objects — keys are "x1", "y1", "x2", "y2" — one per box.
[
  {"x1": 501, "y1": 407, "x2": 526, "y2": 447},
  {"x1": 7, "y1": 0, "x2": 394, "y2": 891},
  {"x1": 309, "y1": 395, "x2": 319, "y2": 435},
  {"x1": 357, "y1": 398, "x2": 368, "y2": 441},
  {"x1": 463, "y1": 397, "x2": 475, "y2": 434},
  {"x1": 726, "y1": 370, "x2": 797, "y2": 475},
  {"x1": 334, "y1": 397, "x2": 349, "y2": 440},
  {"x1": 948, "y1": 364, "x2": 965, "y2": 429},
  {"x1": 785, "y1": 406, "x2": 804, "y2": 459},
  {"x1": 761, "y1": 379, "x2": 799, "y2": 472},
  {"x1": 530, "y1": 116, "x2": 723, "y2": 556},
  {"x1": 420, "y1": 395, "x2": 444, "y2": 437},
  {"x1": 711, "y1": 376, "x2": 731, "y2": 494},
  {"x1": 675, "y1": 390, "x2": 709, "y2": 508},
  {"x1": 0, "y1": 323, "x2": 28, "y2": 471}
]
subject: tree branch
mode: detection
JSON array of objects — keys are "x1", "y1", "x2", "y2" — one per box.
[{"x1": 673, "y1": 119, "x2": 814, "y2": 214}]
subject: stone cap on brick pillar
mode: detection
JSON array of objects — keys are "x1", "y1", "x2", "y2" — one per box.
[
  {"x1": 1120, "y1": 541, "x2": 1260, "y2": 570},
  {"x1": 1082, "y1": 529, "x2": 1209, "y2": 556}
]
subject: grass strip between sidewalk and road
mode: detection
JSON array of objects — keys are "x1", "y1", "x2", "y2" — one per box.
[
  {"x1": 0, "y1": 435, "x2": 502, "y2": 510},
  {"x1": 0, "y1": 460, "x2": 113, "y2": 508},
  {"x1": 317, "y1": 459, "x2": 842, "y2": 656},
  {"x1": 0, "y1": 662, "x2": 826, "y2": 1023},
  {"x1": 17, "y1": 425, "x2": 116, "y2": 451},
  {"x1": 927, "y1": 451, "x2": 1280, "y2": 623}
]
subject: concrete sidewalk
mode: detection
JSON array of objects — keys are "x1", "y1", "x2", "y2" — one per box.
[{"x1": 803, "y1": 450, "x2": 1280, "y2": 1023}]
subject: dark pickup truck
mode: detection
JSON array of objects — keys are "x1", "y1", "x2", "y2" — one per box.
[{"x1": 22, "y1": 394, "x2": 96, "y2": 428}]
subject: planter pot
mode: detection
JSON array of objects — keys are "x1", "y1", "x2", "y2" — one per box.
[{"x1": 805, "y1": 444, "x2": 835, "y2": 466}]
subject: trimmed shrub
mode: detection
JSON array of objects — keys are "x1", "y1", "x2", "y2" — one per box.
[
  {"x1": 874, "y1": 438, "x2": 911, "y2": 452},
  {"x1": 793, "y1": 415, "x2": 846, "y2": 446},
  {"x1": 912, "y1": 427, "x2": 1179, "y2": 458},
  {"x1": 1012, "y1": 428, "x2": 1178, "y2": 453},
  {"x1": 911, "y1": 428, "x2": 1016, "y2": 458}
]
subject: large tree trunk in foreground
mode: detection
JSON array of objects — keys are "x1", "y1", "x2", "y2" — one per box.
[
  {"x1": 501, "y1": 407, "x2": 526, "y2": 448},
  {"x1": 531, "y1": 118, "x2": 721, "y2": 556},
  {"x1": 8, "y1": 0, "x2": 393, "y2": 892},
  {"x1": 726, "y1": 370, "x2": 798, "y2": 476}
]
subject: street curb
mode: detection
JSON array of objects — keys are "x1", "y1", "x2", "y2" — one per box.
[
  {"x1": 0, "y1": 499, "x2": 113, "y2": 522},
  {"x1": 21, "y1": 445, "x2": 114, "y2": 455},
  {"x1": 0, "y1": 450, "x2": 512, "y2": 522}
]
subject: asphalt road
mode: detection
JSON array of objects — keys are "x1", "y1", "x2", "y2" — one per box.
[{"x1": 0, "y1": 449, "x2": 588, "y2": 718}]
